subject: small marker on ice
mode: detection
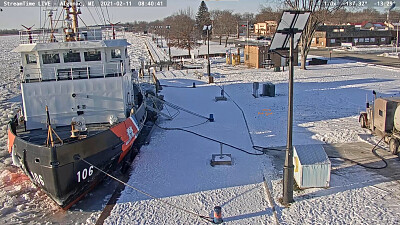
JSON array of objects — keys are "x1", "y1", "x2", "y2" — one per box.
[{"x1": 213, "y1": 206, "x2": 223, "y2": 224}]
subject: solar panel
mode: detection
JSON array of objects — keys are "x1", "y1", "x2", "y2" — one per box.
[{"x1": 270, "y1": 11, "x2": 311, "y2": 51}]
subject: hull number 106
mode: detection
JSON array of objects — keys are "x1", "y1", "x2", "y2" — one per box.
[{"x1": 77, "y1": 166, "x2": 94, "y2": 182}]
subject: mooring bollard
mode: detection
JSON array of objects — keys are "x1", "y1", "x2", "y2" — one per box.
[
  {"x1": 213, "y1": 206, "x2": 223, "y2": 224},
  {"x1": 209, "y1": 114, "x2": 214, "y2": 122}
]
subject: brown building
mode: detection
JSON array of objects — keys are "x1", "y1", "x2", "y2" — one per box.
[
  {"x1": 244, "y1": 45, "x2": 298, "y2": 69},
  {"x1": 312, "y1": 25, "x2": 392, "y2": 47},
  {"x1": 254, "y1": 21, "x2": 277, "y2": 37}
]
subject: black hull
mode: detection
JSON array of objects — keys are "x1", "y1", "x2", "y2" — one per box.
[{"x1": 8, "y1": 105, "x2": 147, "y2": 209}]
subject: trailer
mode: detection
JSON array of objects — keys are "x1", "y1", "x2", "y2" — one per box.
[{"x1": 359, "y1": 94, "x2": 400, "y2": 155}]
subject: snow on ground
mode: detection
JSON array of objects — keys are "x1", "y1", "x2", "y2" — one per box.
[
  {"x1": 150, "y1": 35, "x2": 236, "y2": 57},
  {"x1": 333, "y1": 45, "x2": 395, "y2": 54},
  {"x1": 1, "y1": 33, "x2": 400, "y2": 224},
  {"x1": 103, "y1": 37, "x2": 400, "y2": 224},
  {"x1": 272, "y1": 163, "x2": 400, "y2": 224},
  {"x1": 378, "y1": 52, "x2": 400, "y2": 59}
]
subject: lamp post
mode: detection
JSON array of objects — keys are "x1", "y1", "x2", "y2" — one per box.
[
  {"x1": 283, "y1": 30, "x2": 295, "y2": 205},
  {"x1": 166, "y1": 25, "x2": 171, "y2": 63},
  {"x1": 396, "y1": 22, "x2": 399, "y2": 54},
  {"x1": 203, "y1": 25, "x2": 213, "y2": 83},
  {"x1": 269, "y1": 11, "x2": 311, "y2": 205}
]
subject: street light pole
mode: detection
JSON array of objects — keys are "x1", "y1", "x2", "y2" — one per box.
[
  {"x1": 204, "y1": 25, "x2": 212, "y2": 83},
  {"x1": 269, "y1": 11, "x2": 310, "y2": 206},
  {"x1": 207, "y1": 28, "x2": 211, "y2": 77},
  {"x1": 166, "y1": 25, "x2": 171, "y2": 62},
  {"x1": 397, "y1": 23, "x2": 399, "y2": 54},
  {"x1": 283, "y1": 30, "x2": 295, "y2": 205}
]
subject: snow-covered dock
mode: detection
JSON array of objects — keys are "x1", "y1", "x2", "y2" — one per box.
[
  {"x1": 100, "y1": 40, "x2": 400, "y2": 223},
  {"x1": 2, "y1": 34, "x2": 400, "y2": 224}
]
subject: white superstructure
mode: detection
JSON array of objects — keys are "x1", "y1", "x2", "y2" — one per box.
[{"x1": 14, "y1": 36, "x2": 137, "y2": 130}]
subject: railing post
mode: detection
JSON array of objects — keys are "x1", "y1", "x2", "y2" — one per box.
[
  {"x1": 38, "y1": 68, "x2": 42, "y2": 82},
  {"x1": 87, "y1": 65, "x2": 89, "y2": 79},
  {"x1": 55, "y1": 67, "x2": 57, "y2": 81},
  {"x1": 71, "y1": 67, "x2": 73, "y2": 80}
]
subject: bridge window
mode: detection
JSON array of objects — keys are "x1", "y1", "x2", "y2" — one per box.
[
  {"x1": 84, "y1": 50, "x2": 101, "y2": 61},
  {"x1": 42, "y1": 53, "x2": 60, "y2": 64},
  {"x1": 111, "y1": 49, "x2": 121, "y2": 58},
  {"x1": 25, "y1": 54, "x2": 37, "y2": 64},
  {"x1": 63, "y1": 51, "x2": 81, "y2": 63}
]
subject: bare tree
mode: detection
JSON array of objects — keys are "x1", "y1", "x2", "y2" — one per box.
[
  {"x1": 165, "y1": 10, "x2": 199, "y2": 55},
  {"x1": 256, "y1": 7, "x2": 281, "y2": 23},
  {"x1": 284, "y1": 0, "x2": 345, "y2": 69},
  {"x1": 212, "y1": 10, "x2": 238, "y2": 47},
  {"x1": 242, "y1": 12, "x2": 255, "y2": 24},
  {"x1": 210, "y1": 10, "x2": 223, "y2": 44}
]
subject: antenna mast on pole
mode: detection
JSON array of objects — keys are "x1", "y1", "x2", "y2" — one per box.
[
  {"x1": 70, "y1": 0, "x2": 80, "y2": 35},
  {"x1": 48, "y1": 10, "x2": 56, "y2": 42},
  {"x1": 63, "y1": 0, "x2": 81, "y2": 41}
]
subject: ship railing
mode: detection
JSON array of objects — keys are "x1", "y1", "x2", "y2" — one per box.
[
  {"x1": 19, "y1": 30, "x2": 65, "y2": 44},
  {"x1": 22, "y1": 62, "x2": 126, "y2": 82},
  {"x1": 101, "y1": 27, "x2": 126, "y2": 40},
  {"x1": 18, "y1": 28, "x2": 106, "y2": 44}
]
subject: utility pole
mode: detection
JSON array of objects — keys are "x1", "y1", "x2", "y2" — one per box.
[
  {"x1": 247, "y1": 20, "x2": 249, "y2": 40},
  {"x1": 283, "y1": 30, "x2": 295, "y2": 205},
  {"x1": 269, "y1": 10, "x2": 310, "y2": 206},
  {"x1": 397, "y1": 22, "x2": 399, "y2": 53},
  {"x1": 166, "y1": 25, "x2": 171, "y2": 62},
  {"x1": 237, "y1": 22, "x2": 239, "y2": 38},
  {"x1": 246, "y1": 20, "x2": 249, "y2": 68},
  {"x1": 204, "y1": 25, "x2": 213, "y2": 83}
]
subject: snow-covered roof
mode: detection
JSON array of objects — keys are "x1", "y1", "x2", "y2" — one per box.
[
  {"x1": 13, "y1": 39, "x2": 130, "y2": 53},
  {"x1": 294, "y1": 145, "x2": 330, "y2": 165}
]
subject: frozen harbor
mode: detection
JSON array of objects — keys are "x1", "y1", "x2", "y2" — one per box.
[
  {"x1": 1, "y1": 34, "x2": 400, "y2": 224},
  {"x1": 100, "y1": 37, "x2": 400, "y2": 223}
]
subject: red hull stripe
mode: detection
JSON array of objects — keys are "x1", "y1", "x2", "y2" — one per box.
[
  {"x1": 110, "y1": 117, "x2": 140, "y2": 163},
  {"x1": 8, "y1": 129, "x2": 16, "y2": 154}
]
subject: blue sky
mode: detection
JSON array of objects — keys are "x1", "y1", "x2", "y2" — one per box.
[{"x1": 0, "y1": 0, "x2": 276, "y2": 29}]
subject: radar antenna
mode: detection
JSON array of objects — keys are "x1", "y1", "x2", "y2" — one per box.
[
  {"x1": 108, "y1": 20, "x2": 121, "y2": 39},
  {"x1": 21, "y1": 24, "x2": 34, "y2": 44}
]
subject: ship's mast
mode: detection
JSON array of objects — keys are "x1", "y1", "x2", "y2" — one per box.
[
  {"x1": 64, "y1": 0, "x2": 81, "y2": 41},
  {"x1": 48, "y1": 10, "x2": 56, "y2": 42},
  {"x1": 70, "y1": 0, "x2": 80, "y2": 35}
]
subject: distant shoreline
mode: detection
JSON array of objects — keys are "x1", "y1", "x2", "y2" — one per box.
[{"x1": 0, "y1": 30, "x2": 19, "y2": 36}]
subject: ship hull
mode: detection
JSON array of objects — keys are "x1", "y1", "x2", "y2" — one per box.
[{"x1": 8, "y1": 105, "x2": 147, "y2": 209}]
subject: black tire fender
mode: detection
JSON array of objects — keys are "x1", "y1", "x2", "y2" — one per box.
[
  {"x1": 359, "y1": 113, "x2": 367, "y2": 128},
  {"x1": 389, "y1": 138, "x2": 399, "y2": 155}
]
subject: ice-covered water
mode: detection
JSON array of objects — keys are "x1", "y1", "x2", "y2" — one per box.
[
  {"x1": 0, "y1": 33, "x2": 153, "y2": 224},
  {"x1": 0, "y1": 35, "x2": 62, "y2": 224}
]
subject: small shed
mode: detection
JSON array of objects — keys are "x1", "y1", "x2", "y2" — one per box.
[{"x1": 293, "y1": 145, "x2": 331, "y2": 189}]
